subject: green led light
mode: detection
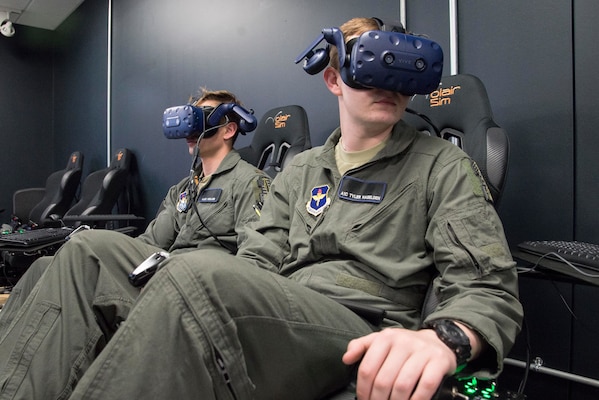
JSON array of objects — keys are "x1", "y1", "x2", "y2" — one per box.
[
  {"x1": 459, "y1": 377, "x2": 499, "y2": 399},
  {"x1": 480, "y1": 380, "x2": 497, "y2": 398},
  {"x1": 463, "y1": 377, "x2": 478, "y2": 395}
]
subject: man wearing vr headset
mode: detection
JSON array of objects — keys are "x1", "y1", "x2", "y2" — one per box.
[
  {"x1": 2, "y1": 18, "x2": 521, "y2": 400},
  {"x1": 0, "y1": 89, "x2": 271, "y2": 399}
]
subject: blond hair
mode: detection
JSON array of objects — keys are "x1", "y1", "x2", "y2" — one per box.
[{"x1": 329, "y1": 17, "x2": 380, "y2": 70}]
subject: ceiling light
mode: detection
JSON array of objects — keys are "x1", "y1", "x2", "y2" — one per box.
[{"x1": 1, "y1": 11, "x2": 15, "y2": 37}]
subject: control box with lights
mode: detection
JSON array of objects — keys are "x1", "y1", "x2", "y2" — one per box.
[{"x1": 434, "y1": 376, "x2": 526, "y2": 400}]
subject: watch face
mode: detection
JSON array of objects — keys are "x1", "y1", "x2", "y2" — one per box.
[{"x1": 439, "y1": 322, "x2": 470, "y2": 345}]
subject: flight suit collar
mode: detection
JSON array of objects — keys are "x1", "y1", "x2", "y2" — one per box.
[{"x1": 318, "y1": 120, "x2": 419, "y2": 172}]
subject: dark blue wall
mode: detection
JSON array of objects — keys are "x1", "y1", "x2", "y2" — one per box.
[
  {"x1": 0, "y1": 26, "x2": 54, "y2": 217},
  {"x1": 53, "y1": 0, "x2": 109, "y2": 178},
  {"x1": 0, "y1": 0, "x2": 108, "y2": 218}
]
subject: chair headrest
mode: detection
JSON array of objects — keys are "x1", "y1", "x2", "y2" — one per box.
[
  {"x1": 407, "y1": 74, "x2": 496, "y2": 136},
  {"x1": 403, "y1": 74, "x2": 508, "y2": 207},
  {"x1": 251, "y1": 105, "x2": 311, "y2": 149},
  {"x1": 109, "y1": 148, "x2": 131, "y2": 170},
  {"x1": 242, "y1": 105, "x2": 312, "y2": 175},
  {"x1": 66, "y1": 151, "x2": 84, "y2": 170}
]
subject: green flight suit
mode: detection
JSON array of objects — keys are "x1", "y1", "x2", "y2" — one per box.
[{"x1": 66, "y1": 122, "x2": 522, "y2": 400}]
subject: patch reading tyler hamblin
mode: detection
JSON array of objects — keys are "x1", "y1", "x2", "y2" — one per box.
[
  {"x1": 306, "y1": 185, "x2": 331, "y2": 216},
  {"x1": 337, "y1": 176, "x2": 386, "y2": 203}
]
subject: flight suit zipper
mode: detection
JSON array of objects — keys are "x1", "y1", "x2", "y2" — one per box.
[{"x1": 215, "y1": 347, "x2": 238, "y2": 400}]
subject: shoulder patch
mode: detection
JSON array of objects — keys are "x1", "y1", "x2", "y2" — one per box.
[
  {"x1": 463, "y1": 159, "x2": 493, "y2": 203},
  {"x1": 255, "y1": 176, "x2": 271, "y2": 205}
]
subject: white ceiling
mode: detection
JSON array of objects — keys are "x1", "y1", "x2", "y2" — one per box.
[{"x1": 0, "y1": 0, "x2": 85, "y2": 31}]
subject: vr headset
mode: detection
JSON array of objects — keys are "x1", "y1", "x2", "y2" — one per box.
[
  {"x1": 163, "y1": 102, "x2": 257, "y2": 139},
  {"x1": 294, "y1": 17, "x2": 443, "y2": 95}
]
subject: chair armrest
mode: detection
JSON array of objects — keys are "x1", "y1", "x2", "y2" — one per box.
[{"x1": 62, "y1": 214, "x2": 145, "y2": 223}]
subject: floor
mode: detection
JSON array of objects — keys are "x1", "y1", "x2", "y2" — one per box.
[{"x1": 0, "y1": 287, "x2": 9, "y2": 309}]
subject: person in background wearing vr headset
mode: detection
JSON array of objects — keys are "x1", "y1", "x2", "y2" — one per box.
[
  {"x1": 0, "y1": 89, "x2": 271, "y2": 399},
  {"x1": 4, "y1": 17, "x2": 522, "y2": 400}
]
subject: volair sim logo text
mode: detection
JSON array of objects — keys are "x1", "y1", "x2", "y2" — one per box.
[
  {"x1": 266, "y1": 111, "x2": 291, "y2": 129},
  {"x1": 429, "y1": 85, "x2": 461, "y2": 107}
]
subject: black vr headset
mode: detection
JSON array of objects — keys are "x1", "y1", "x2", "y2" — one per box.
[
  {"x1": 162, "y1": 102, "x2": 257, "y2": 139},
  {"x1": 294, "y1": 17, "x2": 443, "y2": 95}
]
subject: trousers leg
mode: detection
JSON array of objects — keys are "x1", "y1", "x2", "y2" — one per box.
[
  {"x1": 70, "y1": 250, "x2": 374, "y2": 400},
  {"x1": 0, "y1": 256, "x2": 53, "y2": 339},
  {"x1": 0, "y1": 230, "x2": 160, "y2": 400}
]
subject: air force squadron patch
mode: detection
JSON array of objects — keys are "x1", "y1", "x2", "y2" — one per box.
[
  {"x1": 306, "y1": 185, "x2": 331, "y2": 216},
  {"x1": 177, "y1": 191, "x2": 190, "y2": 213}
]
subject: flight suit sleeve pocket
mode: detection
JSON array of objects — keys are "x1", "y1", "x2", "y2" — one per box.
[{"x1": 442, "y1": 210, "x2": 514, "y2": 279}]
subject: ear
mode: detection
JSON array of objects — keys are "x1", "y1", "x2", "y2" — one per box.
[
  {"x1": 323, "y1": 66, "x2": 343, "y2": 96},
  {"x1": 223, "y1": 121, "x2": 238, "y2": 141}
]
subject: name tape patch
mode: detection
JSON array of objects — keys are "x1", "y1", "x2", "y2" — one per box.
[
  {"x1": 198, "y1": 188, "x2": 222, "y2": 203},
  {"x1": 338, "y1": 176, "x2": 386, "y2": 203}
]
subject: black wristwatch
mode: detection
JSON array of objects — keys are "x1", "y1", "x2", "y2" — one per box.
[{"x1": 426, "y1": 319, "x2": 471, "y2": 368}]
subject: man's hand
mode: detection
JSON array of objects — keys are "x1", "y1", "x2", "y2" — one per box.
[{"x1": 342, "y1": 328, "x2": 457, "y2": 400}]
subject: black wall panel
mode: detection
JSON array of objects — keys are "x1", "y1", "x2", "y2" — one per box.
[
  {"x1": 0, "y1": 0, "x2": 107, "y2": 221},
  {"x1": 574, "y1": 0, "x2": 599, "y2": 244},
  {"x1": 457, "y1": 0, "x2": 575, "y2": 247},
  {"x1": 53, "y1": 0, "x2": 109, "y2": 177},
  {"x1": 0, "y1": 26, "x2": 54, "y2": 218}
]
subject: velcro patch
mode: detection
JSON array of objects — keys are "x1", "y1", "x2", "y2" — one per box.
[
  {"x1": 198, "y1": 188, "x2": 222, "y2": 203},
  {"x1": 338, "y1": 176, "x2": 386, "y2": 203},
  {"x1": 464, "y1": 160, "x2": 493, "y2": 203}
]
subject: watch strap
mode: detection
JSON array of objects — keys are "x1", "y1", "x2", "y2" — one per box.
[{"x1": 426, "y1": 319, "x2": 471, "y2": 368}]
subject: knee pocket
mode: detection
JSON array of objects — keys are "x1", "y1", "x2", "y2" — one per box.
[{"x1": 1, "y1": 302, "x2": 60, "y2": 394}]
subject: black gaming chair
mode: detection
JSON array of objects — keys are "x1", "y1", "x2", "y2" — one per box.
[
  {"x1": 325, "y1": 75, "x2": 510, "y2": 400},
  {"x1": 12, "y1": 151, "x2": 84, "y2": 228},
  {"x1": 62, "y1": 148, "x2": 134, "y2": 228},
  {"x1": 402, "y1": 73, "x2": 509, "y2": 208},
  {"x1": 237, "y1": 105, "x2": 312, "y2": 177}
]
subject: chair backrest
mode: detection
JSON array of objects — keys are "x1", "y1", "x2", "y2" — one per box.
[
  {"x1": 237, "y1": 105, "x2": 311, "y2": 177},
  {"x1": 27, "y1": 151, "x2": 84, "y2": 225},
  {"x1": 402, "y1": 74, "x2": 509, "y2": 207},
  {"x1": 64, "y1": 148, "x2": 132, "y2": 225}
]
